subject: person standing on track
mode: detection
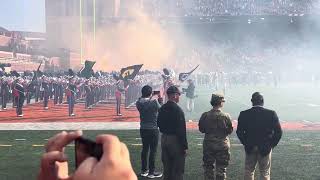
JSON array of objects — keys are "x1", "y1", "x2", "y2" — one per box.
[
  {"x1": 67, "y1": 78, "x2": 77, "y2": 116},
  {"x1": 237, "y1": 92, "x2": 282, "y2": 180},
  {"x1": 136, "y1": 85, "x2": 163, "y2": 179},
  {"x1": 14, "y1": 78, "x2": 25, "y2": 117},
  {"x1": 198, "y1": 94, "x2": 233, "y2": 180},
  {"x1": 42, "y1": 77, "x2": 50, "y2": 110},
  {"x1": 157, "y1": 85, "x2": 188, "y2": 180},
  {"x1": 1, "y1": 78, "x2": 9, "y2": 110}
]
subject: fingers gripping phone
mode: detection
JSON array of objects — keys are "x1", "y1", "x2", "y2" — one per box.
[{"x1": 75, "y1": 137, "x2": 103, "y2": 168}]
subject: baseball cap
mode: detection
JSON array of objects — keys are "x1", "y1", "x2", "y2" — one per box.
[
  {"x1": 166, "y1": 85, "x2": 181, "y2": 95},
  {"x1": 210, "y1": 93, "x2": 226, "y2": 104}
]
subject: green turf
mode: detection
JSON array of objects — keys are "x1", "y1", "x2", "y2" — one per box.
[
  {"x1": 0, "y1": 130, "x2": 320, "y2": 180},
  {"x1": 179, "y1": 83, "x2": 320, "y2": 122}
]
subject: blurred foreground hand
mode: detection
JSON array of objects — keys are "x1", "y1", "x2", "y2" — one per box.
[{"x1": 38, "y1": 131, "x2": 137, "y2": 180}]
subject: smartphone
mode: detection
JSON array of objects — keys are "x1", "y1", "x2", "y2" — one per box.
[
  {"x1": 75, "y1": 137, "x2": 103, "y2": 168},
  {"x1": 153, "y1": 90, "x2": 160, "y2": 95}
]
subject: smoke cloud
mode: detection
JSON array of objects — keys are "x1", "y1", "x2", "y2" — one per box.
[{"x1": 81, "y1": 9, "x2": 175, "y2": 71}]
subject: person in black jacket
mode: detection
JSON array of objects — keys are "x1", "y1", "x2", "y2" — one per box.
[
  {"x1": 236, "y1": 92, "x2": 282, "y2": 180},
  {"x1": 157, "y1": 85, "x2": 188, "y2": 180}
]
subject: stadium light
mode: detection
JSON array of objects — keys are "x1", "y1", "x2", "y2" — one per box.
[
  {"x1": 93, "y1": 0, "x2": 96, "y2": 60},
  {"x1": 80, "y1": 0, "x2": 84, "y2": 65}
]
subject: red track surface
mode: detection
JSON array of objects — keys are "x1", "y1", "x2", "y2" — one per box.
[
  {"x1": 0, "y1": 102, "x2": 139, "y2": 123},
  {"x1": 0, "y1": 102, "x2": 319, "y2": 130}
]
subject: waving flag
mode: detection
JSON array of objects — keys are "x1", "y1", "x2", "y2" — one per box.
[
  {"x1": 120, "y1": 64, "x2": 143, "y2": 80},
  {"x1": 179, "y1": 65, "x2": 199, "y2": 82},
  {"x1": 79, "y1": 60, "x2": 96, "y2": 79}
]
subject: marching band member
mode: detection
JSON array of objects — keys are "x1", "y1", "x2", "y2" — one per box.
[
  {"x1": 67, "y1": 77, "x2": 77, "y2": 116},
  {"x1": 1, "y1": 77, "x2": 10, "y2": 110},
  {"x1": 14, "y1": 78, "x2": 25, "y2": 117},
  {"x1": 41, "y1": 76, "x2": 50, "y2": 110}
]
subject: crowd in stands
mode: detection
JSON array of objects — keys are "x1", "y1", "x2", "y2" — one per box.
[{"x1": 142, "y1": 0, "x2": 319, "y2": 17}]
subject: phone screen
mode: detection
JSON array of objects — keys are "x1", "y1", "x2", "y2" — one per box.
[
  {"x1": 75, "y1": 137, "x2": 103, "y2": 168},
  {"x1": 153, "y1": 90, "x2": 160, "y2": 95}
]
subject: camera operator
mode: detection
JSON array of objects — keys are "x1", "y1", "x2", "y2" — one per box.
[{"x1": 136, "y1": 85, "x2": 163, "y2": 178}]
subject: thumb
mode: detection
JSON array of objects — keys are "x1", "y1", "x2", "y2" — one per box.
[{"x1": 73, "y1": 157, "x2": 98, "y2": 178}]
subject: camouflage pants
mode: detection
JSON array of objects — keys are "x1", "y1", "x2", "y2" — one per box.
[{"x1": 203, "y1": 141, "x2": 230, "y2": 180}]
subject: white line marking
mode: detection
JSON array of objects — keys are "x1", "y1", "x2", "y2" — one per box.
[
  {"x1": 32, "y1": 145, "x2": 44, "y2": 147},
  {"x1": 307, "y1": 104, "x2": 320, "y2": 107},
  {"x1": 197, "y1": 144, "x2": 202, "y2": 146},
  {"x1": 301, "y1": 144, "x2": 314, "y2": 147},
  {"x1": 15, "y1": 139, "x2": 26, "y2": 141},
  {"x1": 131, "y1": 144, "x2": 142, "y2": 146},
  {"x1": 0, "y1": 144, "x2": 12, "y2": 147},
  {"x1": 135, "y1": 138, "x2": 141, "y2": 140},
  {"x1": 232, "y1": 144, "x2": 243, "y2": 147}
]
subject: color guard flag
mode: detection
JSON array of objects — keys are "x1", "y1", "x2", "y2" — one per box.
[
  {"x1": 179, "y1": 65, "x2": 199, "y2": 82},
  {"x1": 80, "y1": 60, "x2": 96, "y2": 79},
  {"x1": 120, "y1": 64, "x2": 143, "y2": 80}
]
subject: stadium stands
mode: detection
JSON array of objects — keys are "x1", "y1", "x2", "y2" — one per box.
[{"x1": 142, "y1": 0, "x2": 319, "y2": 17}]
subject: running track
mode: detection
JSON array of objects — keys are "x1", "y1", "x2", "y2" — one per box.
[{"x1": 0, "y1": 101, "x2": 319, "y2": 130}]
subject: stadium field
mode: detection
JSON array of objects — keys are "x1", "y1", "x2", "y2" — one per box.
[
  {"x1": 0, "y1": 83, "x2": 319, "y2": 124},
  {"x1": 0, "y1": 130, "x2": 319, "y2": 180},
  {"x1": 179, "y1": 83, "x2": 320, "y2": 122}
]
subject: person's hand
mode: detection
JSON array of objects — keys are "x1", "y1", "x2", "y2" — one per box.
[
  {"x1": 38, "y1": 130, "x2": 83, "y2": 180},
  {"x1": 72, "y1": 135, "x2": 137, "y2": 180},
  {"x1": 157, "y1": 96, "x2": 163, "y2": 104}
]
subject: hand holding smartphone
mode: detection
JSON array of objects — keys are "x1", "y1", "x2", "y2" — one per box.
[{"x1": 75, "y1": 137, "x2": 103, "y2": 168}]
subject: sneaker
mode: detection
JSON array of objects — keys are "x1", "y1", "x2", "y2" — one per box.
[
  {"x1": 17, "y1": 114, "x2": 24, "y2": 117},
  {"x1": 117, "y1": 113, "x2": 122, "y2": 116},
  {"x1": 69, "y1": 114, "x2": 75, "y2": 116},
  {"x1": 44, "y1": 107, "x2": 49, "y2": 110},
  {"x1": 147, "y1": 172, "x2": 163, "y2": 178},
  {"x1": 2, "y1": 108, "x2": 7, "y2": 110},
  {"x1": 140, "y1": 170, "x2": 149, "y2": 177}
]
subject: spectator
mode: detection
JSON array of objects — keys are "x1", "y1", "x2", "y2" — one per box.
[
  {"x1": 236, "y1": 92, "x2": 282, "y2": 180},
  {"x1": 157, "y1": 85, "x2": 188, "y2": 180},
  {"x1": 136, "y1": 85, "x2": 163, "y2": 178}
]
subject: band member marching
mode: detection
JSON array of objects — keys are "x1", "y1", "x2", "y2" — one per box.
[
  {"x1": 1, "y1": 77, "x2": 10, "y2": 110},
  {"x1": 14, "y1": 78, "x2": 25, "y2": 117},
  {"x1": 84, "y1": 80, "x2": 92, "y2": 109},
  {"x1": 41, "y1": 76, "x2": 50, "y2": 110}
]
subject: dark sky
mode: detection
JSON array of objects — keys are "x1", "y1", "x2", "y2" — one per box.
[{"x1": 0, "y1": 0, "x2": 45, "y2": 32}]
